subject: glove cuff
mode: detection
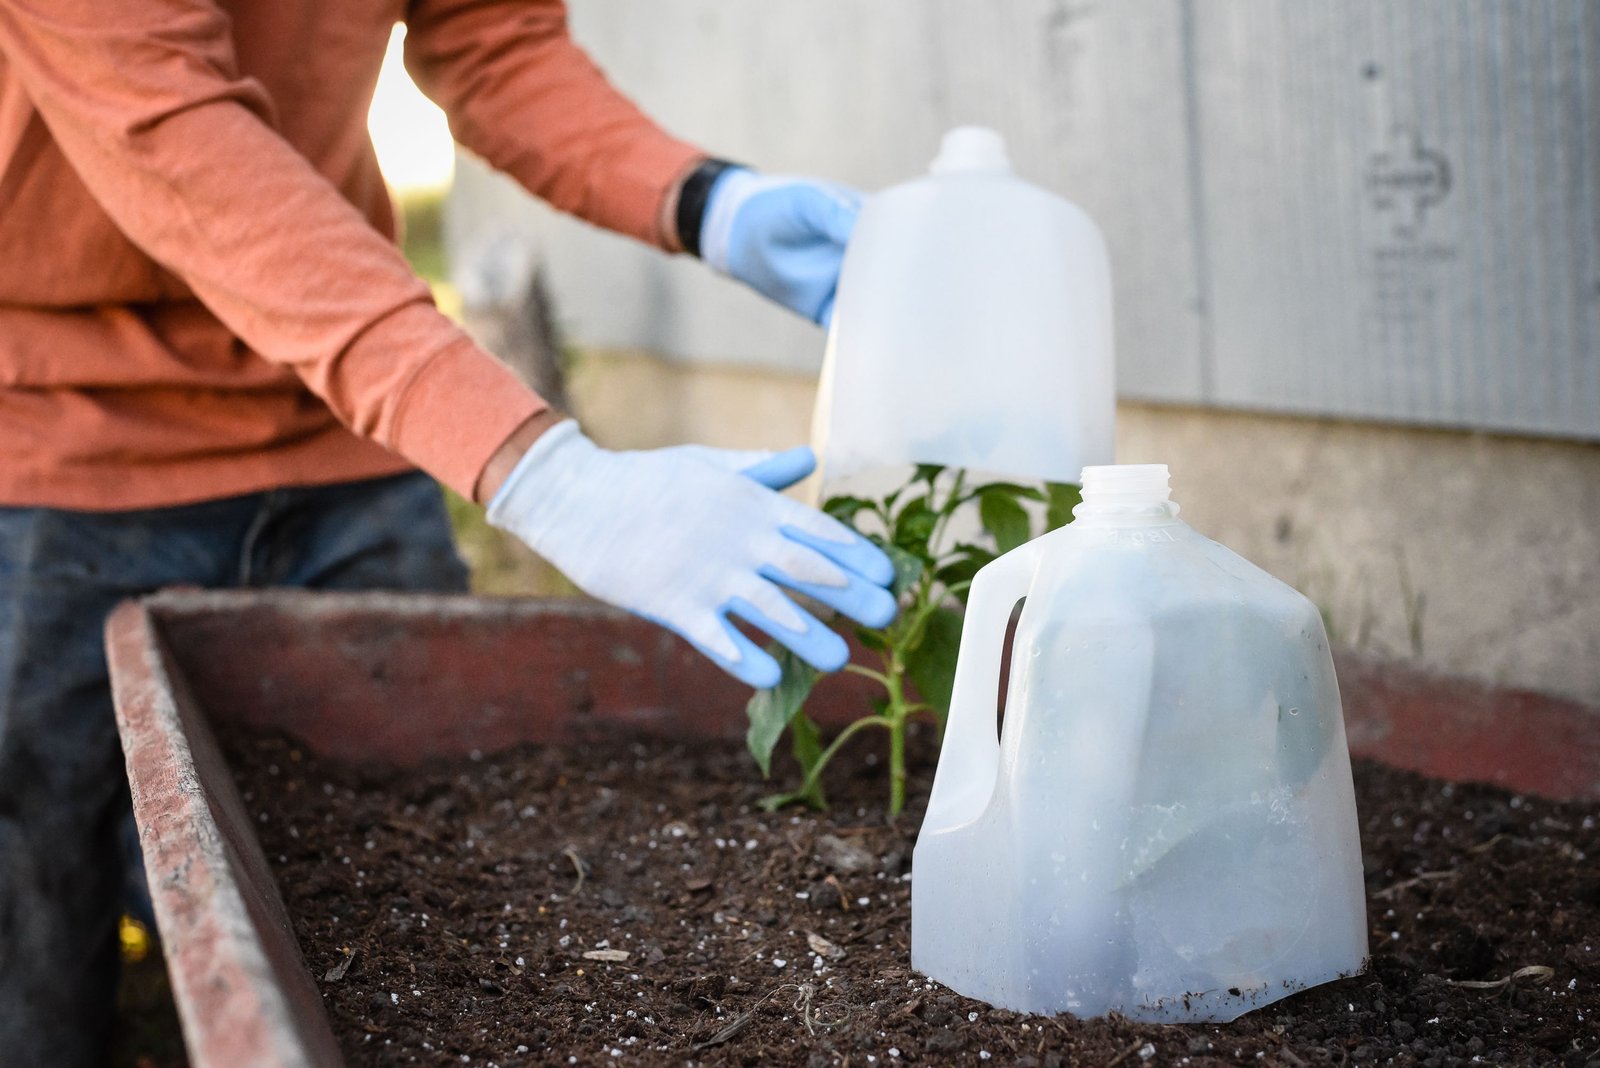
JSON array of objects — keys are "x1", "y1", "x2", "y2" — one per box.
[
  {"x1": 675, "y1": 158, "x2": 743, "y2": 259},
  {"x1": 485, "y1": 418, "x2": 591, "y2": 536}
]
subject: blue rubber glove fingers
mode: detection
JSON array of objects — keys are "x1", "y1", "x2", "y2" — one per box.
[
  {"x1": 653, "y1": 595, "x2": 831, "y2": 689},
  {"x1": 764, "y1": 523, "x2": 899, "y2": 630},
  {"x1": 738, "y1": 446, "x2": 816, "y2": 491},
  {"x1": 672, "y1": 545, "x2": 850, "y2": 685},
  {"x1": 692, "y1": 615, "x2": 784, "y2": 689},
  {"x1": 726, "y1": 587, "x2": 851, "y2": 675},
  {"x1": 744, "y1": 499, "x2": 898, "y2": 634},
  {"x1": 660, "y1": 445, "x2": 815, "y2": 491},
  {"x1": 779, "y1": 515, "x2": 897, "y2": 590},
  {"x1": 702, "y1": 169, "x2": 863, "y2": 325}
]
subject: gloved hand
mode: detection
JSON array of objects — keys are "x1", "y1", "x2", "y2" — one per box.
[
  {"x1": 487, "y1": 420, "x2": 898, "y2": 688},
  {"x1": 699, "y1": 168, "x2": 862, "y2": 327}
]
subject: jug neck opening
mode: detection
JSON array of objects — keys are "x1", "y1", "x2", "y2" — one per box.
[
  {"x1": 929, "y1": 126, "x2": 1013, "y2": 176},
  {"x1": 1073, "y1": 464, "x2": 1180, "y2": 521}
]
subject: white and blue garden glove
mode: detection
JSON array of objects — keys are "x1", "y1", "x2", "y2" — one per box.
[
  {"x1": 487, "y1": 420, "x2": 897, "y2": 689},
  {"x1": 677, "y1": 160, "x2": 861, "y2": 328}
]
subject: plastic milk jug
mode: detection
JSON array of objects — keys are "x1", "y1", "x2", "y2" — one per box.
[
  {"x1": 812, "y1": 126, "x2": 1114, "y2": 493},
  {"x1": 912, "y1": 465, "x2": 1367, "y2": 1022}
]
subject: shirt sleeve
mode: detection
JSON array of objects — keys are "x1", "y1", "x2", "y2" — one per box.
[
  {"x1": 0, "y1": 0, "x2": 546, "y2": 499},
  {"x1": 403, "y1": 0, "x2": 706, "y2": 247}
]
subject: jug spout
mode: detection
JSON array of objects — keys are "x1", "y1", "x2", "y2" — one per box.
[
  {"x1": 929, "y1": 126, "x2": 1013, "y2": 176},
  {"x1": 1073, "y1": 464, "x2": 1181, "y2": 521}
]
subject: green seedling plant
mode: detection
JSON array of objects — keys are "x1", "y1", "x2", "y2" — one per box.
[{"x1": 745, "y1": 465, "x2": 1081, "y2": 816}]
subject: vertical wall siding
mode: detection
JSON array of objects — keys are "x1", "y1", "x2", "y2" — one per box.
[
  {"x1": 447, "y1": 0, "x2": 1600, "y2": 440},
  {"x1": 1191, "y1": 0, "x2": 1599, "y2": 438}
]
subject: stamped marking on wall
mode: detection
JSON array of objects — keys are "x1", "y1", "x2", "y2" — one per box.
[
  {"x1": 1363, "y1": 124, "x2": 1461, "y2": 343},
  {"x1": 1365, "y1": 125, "x2": 1452, "y2": 238}
]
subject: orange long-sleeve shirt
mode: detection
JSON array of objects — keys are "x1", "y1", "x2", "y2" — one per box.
[{"x1": 0, "y1": 0, "x2": 703, "y2": 509}]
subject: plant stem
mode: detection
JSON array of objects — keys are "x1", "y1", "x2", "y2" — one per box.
[
  {"x1": 882, "y1": 647, "x2": 910, "y2": 816},
  {"x1": 793, "y1": 714, "x2": 890, "y2": 803},
  {"x1": 889, "y1": 703, "x2": 907, "y2": 816},
  {"x1": 842, "y1": 663, "x2": 892, "y2": 688}
]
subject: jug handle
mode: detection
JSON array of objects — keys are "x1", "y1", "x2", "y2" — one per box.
[{"x1": 922, "y1": 540, "x2": 1041, "y2": 834}]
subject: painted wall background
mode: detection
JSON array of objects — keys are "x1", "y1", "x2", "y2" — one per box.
[{"x1": 445, "y1": 1, "x2": 1600, "y2": 703}]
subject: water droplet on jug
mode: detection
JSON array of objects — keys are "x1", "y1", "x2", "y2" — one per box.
[{"x1": 1288, "y1": 707, "x2": 1300, "y2": 716}]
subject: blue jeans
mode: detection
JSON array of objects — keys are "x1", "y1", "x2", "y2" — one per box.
[{"x1": 0, "y1": 472, "x2": 469, "y2": 1066}]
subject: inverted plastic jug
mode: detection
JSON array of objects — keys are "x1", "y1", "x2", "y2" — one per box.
[
  {"x1": 912, "y1": 465, "x2": 1367, "y2": 1022},
  {"x1": 812, "y1": 127, "x2": 1114, "y2": 493}
]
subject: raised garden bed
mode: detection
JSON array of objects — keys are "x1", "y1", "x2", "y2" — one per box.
[{"x1": 108, "y1": 591, "x2": 1600, "y2": 1067}]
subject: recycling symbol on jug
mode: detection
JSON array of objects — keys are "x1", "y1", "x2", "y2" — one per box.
[{"x1": 1365, "y1": 125, "x2": 1451, "y2": 237}]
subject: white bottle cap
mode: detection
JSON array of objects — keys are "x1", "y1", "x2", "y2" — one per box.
[
  {"x1": 928, "y1": 126, "x2": 1013, "y2": 176},
  {"x1": 1080, "y1": 464, "x2": 1171, "y2": 503}
]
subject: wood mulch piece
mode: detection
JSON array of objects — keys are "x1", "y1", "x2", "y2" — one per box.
[{"x1": 228, "y1": 722, "x2": 1600, "y2": 1067}]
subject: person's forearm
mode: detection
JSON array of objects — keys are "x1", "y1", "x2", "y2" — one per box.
[{"x1": 404, "y1": 0, "x2": 705, "y2": 248}]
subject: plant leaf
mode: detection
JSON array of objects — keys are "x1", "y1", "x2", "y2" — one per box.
[
  {"x1": 906, "y1": 606, "x2": 963, "y2": 728},
  {"x1": 974, "y1": 481, "x2": 1045, "y2": 503},
  {"x1": 883, "y1": 543, "x2": 926, "y2": 599},
  {"x1": 823, "y1": 495, "x2": 875, "y2": 526},
  {"x1": 853, "y1": 624, "x2": 888, "y2": 652},
  {"x1": 789, "y1": 712, "x2": 828, "y2": 810},
  {"x1": 757, "y1": 790, "x2": 805, "y2": 813},
  {"x1": 979, "y1": 489, "x2": 1031, "y2": 554},
  {"x1": 914, "y1": 463, "x2": 945, "y2": 487},
  {"x1": 744, "y1": 646, "x2": 819, "y2": 778},
  {"x1": 892, "y1": 495, "x2": 936, "y2": 552},
  {"x1": 935, "y1": 544, "x2": 997, "y2": 604},
  {"x1": 1045, "y1": 482, "x2": 1082, "y2": 532}
]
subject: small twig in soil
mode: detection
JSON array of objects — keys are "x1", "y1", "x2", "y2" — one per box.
[
  {"x1": 381, "y1": 817, "x2": 443, "y2": 845},
  {"x1": 825, "y1": 874, "x2": 849, "y2": 909},
  {"x1": 1443, "y1": 964, "x2": 1553, "y2": 991},
  {"x1": 561, "y1": 845, "x2": 588, "y2": 895},
  {"x1": 691, "y1": 984, "x2": 796, "y2": 1051},
  {"x1": 890, "y1": 996, "x2": 922, "y2": 1020},
  {"x1": 1104, "y1": 1039, "x2": 1147, "y2": 1067},
  {"x1": 691, "y1": 1010, "x2": 755, "y2": 1051},
  {"x1": 1373, "y1": 869, "x2": 1458, "y2": 900}
]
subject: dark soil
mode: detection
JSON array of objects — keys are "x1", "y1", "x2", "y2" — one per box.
[{"x1": 228, "y1": 724, "x2": 1600, "y2": 1067}]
